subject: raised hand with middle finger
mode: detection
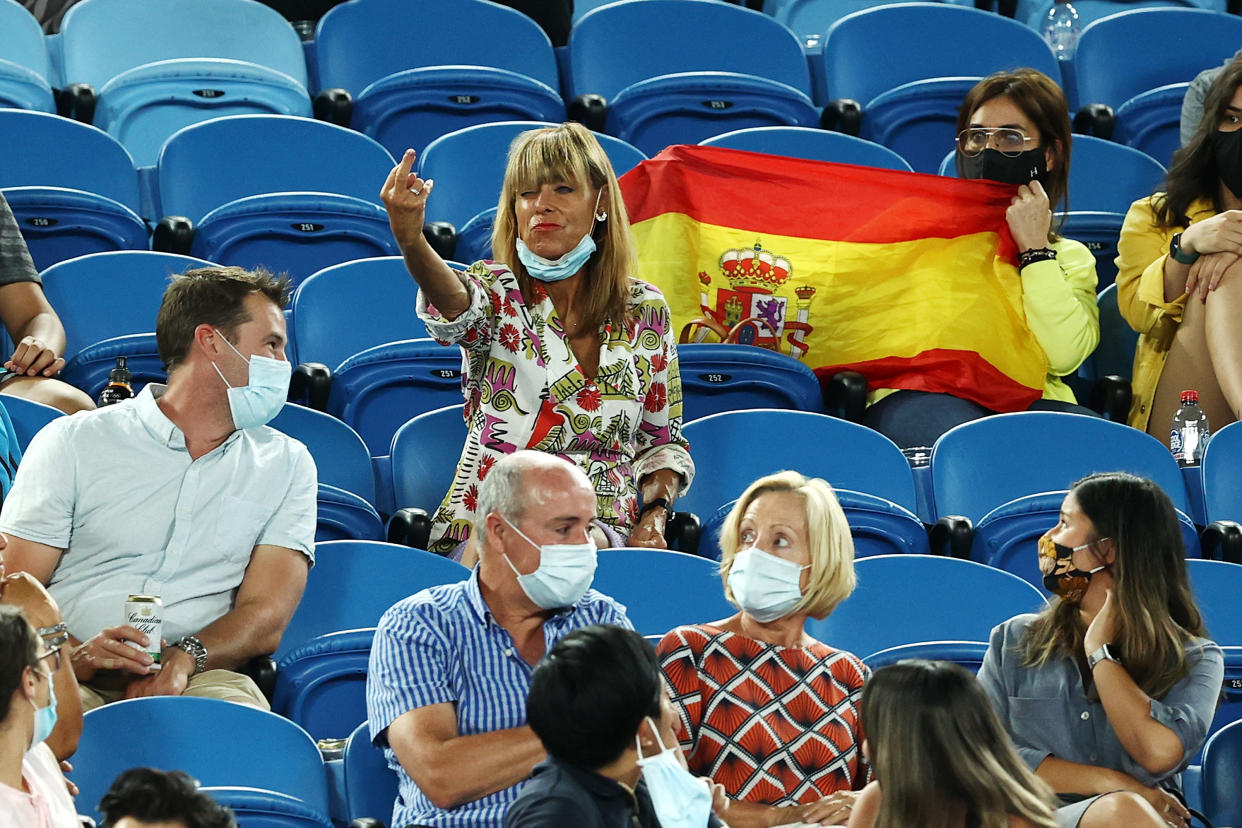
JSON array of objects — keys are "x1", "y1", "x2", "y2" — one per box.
[{"x1": 1006, "y1": 180, "x2": 1054, "y2": 252}]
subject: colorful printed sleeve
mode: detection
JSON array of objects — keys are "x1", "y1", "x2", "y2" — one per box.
[
  {"x1": 631, "y1": 283, "x2": 694, "y2": 497},
  {"x1": 656, "y1": 626, "x2": 705, "y2": 754},
  {"x1": 416, "y1": 261, "x2": 518, "y2": 354}
]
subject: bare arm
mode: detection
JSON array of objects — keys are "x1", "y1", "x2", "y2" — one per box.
[
  {"x1": 0, "y1": 281, "x2": 68, "y2": 377},
  {"x1": 1035, "y1": 756, "x2": 1187, "y2": 820},
  {"x1": 386, "y1": 701, "x2": 545, "y2": 810},
  {"x1": 1090, "y1": 659, "x2": 1185, "y2": 776},
  {"x1": 379, "y1": 149, "x2": 470, "y2": 319},
  {"x1": 124, "y1": 544, "x2": 309, "y2": 698}
]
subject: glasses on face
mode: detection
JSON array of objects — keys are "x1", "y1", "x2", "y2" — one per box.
[
  {"x1": 957, "y1": 127, "x2": 1038, "y2": 157},
  {"x1": 36, "y1": 648, "x2": 61, "y2": 674}
]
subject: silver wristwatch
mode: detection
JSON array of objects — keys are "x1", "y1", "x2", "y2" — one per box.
[
  {"x1": 1086, "y1": 643, "x2": 1121, "y2": 670},
  {"x1": 173, "y1": 635, "x2": 208, "y2": 675}
]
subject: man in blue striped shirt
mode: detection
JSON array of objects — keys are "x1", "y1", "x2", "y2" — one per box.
[{"x1": 366, "y1": 450, "x2": 633, "y2": 828}]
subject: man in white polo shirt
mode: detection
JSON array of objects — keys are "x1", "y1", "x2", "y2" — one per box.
[{"x1": 0, "y1": 266, "x2": 316, "y2": 710}]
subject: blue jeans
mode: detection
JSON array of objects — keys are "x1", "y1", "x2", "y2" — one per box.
[{"x1": 862, "y1": 390, "x2": 1099, "y2": 450}]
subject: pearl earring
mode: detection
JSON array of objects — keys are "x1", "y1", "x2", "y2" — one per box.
[{"x1": 595, "y1": 210, "x2": 608, "y2": 222}]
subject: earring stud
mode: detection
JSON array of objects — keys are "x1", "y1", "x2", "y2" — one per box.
[{"x1": 595, "y1": 211, "x2": 608, "y2": 221}]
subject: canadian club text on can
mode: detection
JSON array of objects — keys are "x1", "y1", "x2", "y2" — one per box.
[{"x1": 124, "y1": 595, "x2": 162, "y2": 671}]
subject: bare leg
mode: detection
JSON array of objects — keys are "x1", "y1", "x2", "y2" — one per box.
[
  {"x1": 1204, "y1": 271, "x2": 1242, "y2": 421},
  {"x1": 1078, "y1": 791, "x2": 1165, "y2": 828},
  {"x1": 1, "y1": 375, "x2": 95, "y2": 414},
  {"x1": 1147, "y1": 293, "x2": 1234, "y2": 447}
]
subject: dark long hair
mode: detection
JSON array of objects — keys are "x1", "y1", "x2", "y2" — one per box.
[
  {"x1": 1021, "y1": 473, "x2": 1207, "y2": 698},
  {"x1": 1157, "y1": 57, "x2": 1242, "y2": 227}
]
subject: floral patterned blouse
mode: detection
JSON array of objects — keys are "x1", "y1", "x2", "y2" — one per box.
[{"x1": 417, "y1": 261, "x2": 695, "y2": 556}]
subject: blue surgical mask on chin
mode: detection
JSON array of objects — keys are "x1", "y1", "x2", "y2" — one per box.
[
  {"x1": 501, "y1": 517, "x2": 597, "y2": 609},
  {"x1": 515, "y1": 189, "x2": 604, "y2": 282},
  {"x1": 211, "y1": 330, "x2": 291, "y2": 430},
  {"x1": 30, "y1": 670, "x2": 57, "y2": 749},
  {"x1": 636, "y1": 717, "x2": 714, "y2": 828}
]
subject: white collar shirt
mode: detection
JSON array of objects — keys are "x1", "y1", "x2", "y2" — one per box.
[{"x1": 0, "y1": 384, "x2": 317, "y2": 644}]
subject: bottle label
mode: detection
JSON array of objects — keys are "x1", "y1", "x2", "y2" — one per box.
[{"x1": 1170, "y1": 427, "x2": 1184, "y2": 460}]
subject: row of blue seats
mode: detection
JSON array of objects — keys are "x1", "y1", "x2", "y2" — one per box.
[
  {"x1": 2, "y1": 0, "x2": 1237, "y2": 172},
  {"x1": 1, "y1": 110, "x2": 1165, "y2": 294}
]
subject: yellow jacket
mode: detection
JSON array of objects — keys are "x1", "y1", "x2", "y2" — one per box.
[
  {"x1": 1114, "y1": 195, "x2": 1216, "y2": 431},
  {"x1": 1024, "y1": 236, "x2": 1100, "y2": 403}
]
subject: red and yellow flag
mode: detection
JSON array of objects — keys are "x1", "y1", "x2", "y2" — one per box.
[{"x1": 619, "y1": 144, "x2": 1049, "y2": 413}]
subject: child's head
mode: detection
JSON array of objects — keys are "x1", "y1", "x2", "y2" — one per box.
[{"x1": 860, "y1": 660, "x2": 1055, "y2": 828}]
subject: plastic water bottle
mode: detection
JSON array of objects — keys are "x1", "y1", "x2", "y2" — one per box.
[
  {"x1": 1170, "y1": 389, "x2": 1211, "y2": 467},
  {"x1": 96, "y1": 356, "x2": 134, "y2": 406},
  {"x1": 1043, "y1": 0, "x2": 1081, "y2": 61}
]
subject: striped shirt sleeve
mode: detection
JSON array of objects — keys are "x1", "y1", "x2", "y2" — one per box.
[{"x1": 367, "y1": 595, "x2": 459, "y2": 745}]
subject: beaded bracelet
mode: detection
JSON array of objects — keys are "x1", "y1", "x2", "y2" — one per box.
[{"x1": 1019, "y1": 247, "x2": 1058, "y2": 269}]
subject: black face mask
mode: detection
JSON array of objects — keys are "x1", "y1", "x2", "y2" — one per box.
[
  {"x1": 1213, "y1": 129, "x2": 1242, "y2": 200},
  {"x1": 959, "y1": 147, "x2": 1049, "y2": 187}
]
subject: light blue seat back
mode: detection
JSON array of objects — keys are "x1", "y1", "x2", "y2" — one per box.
[
  {"x1": 314, "y1": 0, "x2": 563, "y2": 156},
  {"x1": 1203, "y1": 717, "x2": 1242, "y2": 825},
  {"x1": 390, "y1": 404, "x2": 467, "y2": 514},
  {"x1": 73, "y1": 697, "x2": 329, "y2": 824},
  {"x1": 276, "y1": 539, "x2": 469, "y2": 661},
  {"x1": 805, "y1": 554, "x2": 1046, "y2": 659},
  {"x1": 679, "y1": 409, "x2": 919, "y2": 525},
  {"x1": 594, "y1": 547, "x2": 734, "y2": 636},
  {"x1": 58, "y1": 332, "x2": 167, "y2": 400},
  {"x1": 822, "y1": 3, "x2": 1058, "y2": 172},
  {"x1": 202, "y1": 787, "x2": 334, "y2": 828},
  {"x1": 570, "y1": 0, "x2": 817, "y2": 155},
  {"x1": 271, "y1": 403, "x2": 376, "y2": 504},
  {"x1": 40, "y1": 250, "x2": 212, "y2": 361},
  {"x1": 677, "y1": 344, "x2": 824, "y2": 424},
  {"x1": 0, "y1": 0, "x2": 55, "y2": 111},
  {"x1": 0, "y1": 395, "x2": 62, "y2": 452},
  {"x1": 1202, "y1": 421, "x2": 1242, "y2": 525},
  {"x1": 1066, "y1": 135, "x2": 1166, "y2": 213},
  {"x1": 344, "y1": 720, "x2": 401, "y2": 826},
  {"x1": 930, "y1": 411, "x2": 1189, "y2": 522},
  {"x1": 862, "y1": 639, "x2": 989, "y2": 673},
  {"x1": 701, "y1": 126, "x2": 912, "y2": 170}
]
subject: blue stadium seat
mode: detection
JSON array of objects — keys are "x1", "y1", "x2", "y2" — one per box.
[
  {"x1": 59, "y1": 332, "x2": 167, "y2": 401},
  {"x1": 72, "y1": 697, "x2": 329, "y2": 824},
  {"x1": 39, "y1": 250, "x2": 213, "y2": 362},
  {"x1": 291, "y1": 257, "x2": 429, "y2": 375},
  {"x1": 1017, "y1": 0, "x2": 1217, "y2": 29},
  {"x1": 153, "y1": 115, "x2": 398, "y2": 285},
  {"x1": 1185, "y1": 561, "x2": 1242, "y2": 767},
  {"x1": 1073, "y1": 8, "x2": 1242, "y2": 167},
  {"x1": 862, "y1": 640, "x2": 989, "y2": 673},
  {"x1": 676, "y1": 344, "x2": 823, "y2": 423},
  {"x1": 202, "y1": 787, "x2": 334, "y2": 828},
  {"x1": 1202, "y1": 717, "x2": 1242, "y2": 825},
  {"x1": 594, "y1": 547, "x2": 735, "y2": 636},
  {"x1": 1201, "y1": 421, "x2": 1242, "y2": 529},
  {"x1": 805, "y1": 554, "x2": 1046, "y2": 659},
  {"x1": 59, "y1": 0, "x2": 312, "y2": 167},
  {"x1": 344, "y1": 720, "x2": 400, "y2": 826},
  {"x1": 417, "y1": 121, "x2": 647, "y2": 262},
  {"x1": 275, "y1": 539, "x2": 469, "y2": 661},
  {"x1": 930, "y1": 411, "x2": 1196, "y2": 565},
  {"x1": 0, "y1": 110, "x2": 146, "y2": 270},
  {"x1": 326, "y1": 339, "x2": 465, "y2": 456},
  {"x1": 700, "y1": 126, "x2": 913, "y2": 171},
  {"x1": 273, "y1": 540, "x2": 469, "y2": 738},
  {"x1": 822, "y1": 3, "x2": 1059, "y2": 173},
  {"x1": 314, "y1": 484, "x2": 384, "y2": 543},
  {"x1": 270, "y1": 403, "x2": 376, "y2": 506},
  {"x1": 1076, "y1": 285, "x2": 1138, "y2": 387},
  {"x1": 0, "y1": 395, "x2": 63, "y2": 452},
  {"x1": 389, "y1": 404, "x2": 466, "y2": 516},
  {"x1": 766, "y1": 0, "x2": 973, "y2": 39},
  {"x1": 0, "y1": 0, "x2": 55, "y2": 112},
  {"x1": 313, "y1": 0, "x2": 565, "y2": 158},
  {"x1": 568, "y1": 0, "x2": 819, "y2": 156},
  {"x1": 679, "y1": 410, "x2": 927, "y2": 558}
]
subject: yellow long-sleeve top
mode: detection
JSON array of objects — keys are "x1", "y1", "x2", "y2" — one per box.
[{"x1": 1114, "y1": 195, "x2": 1216, "y2": 431}]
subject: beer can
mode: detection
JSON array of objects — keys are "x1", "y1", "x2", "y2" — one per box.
[{"x1": 124, "y1": 594, "x2": 162, "y2": 671}]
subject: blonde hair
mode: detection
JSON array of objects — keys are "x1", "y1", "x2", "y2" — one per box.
[
  {"x1": 717, "y1": 471, "x2": 856, "y2": 620},
  {"x1": 1020, "y1": 473, "x2": 1207, "y2": 699},
  {"x1": 863, "y1": 661, "x2": 1057, "y2": 828},
  {"x1": 491, "y1": 122, "x2": 636, "y2": 333}
]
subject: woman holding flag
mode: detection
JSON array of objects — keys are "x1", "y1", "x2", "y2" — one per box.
[
  {"x1": 379, "y1": 122, "x2": 693, "y2": 561},
  {"x1": 862, "y1": 69, "x2": 1100, "y2": 449}
]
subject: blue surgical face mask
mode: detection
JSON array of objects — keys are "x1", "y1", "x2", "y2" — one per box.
[
  {"x1": 726, "y1": 546, "x2": 809, "y2": 623},
  {"x1": 636, "y1": 716, "x2": 714, "y2": 828},
  {"x1": 211, "y1": 330, "x2": 291, "y2": 430},
  {"x1": 515, "y1": 190, "x2": 604, "y2": 282},
  {"x1": 30, "y1": 669, "x2": 57, "y2": 748},
  {"x1": 502, "y1": 517, "x2": 597, "y2": 609}
]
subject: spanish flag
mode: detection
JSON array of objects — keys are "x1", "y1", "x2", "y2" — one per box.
[{"x1": 619, "y1": 144, "x2": 1049, "y2": 413}]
